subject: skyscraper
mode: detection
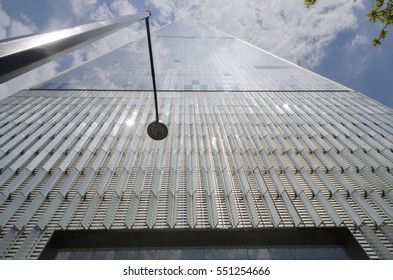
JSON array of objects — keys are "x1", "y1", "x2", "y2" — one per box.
[{"x1": 0, "y1": 18, "x2": 392, "y2": 260}]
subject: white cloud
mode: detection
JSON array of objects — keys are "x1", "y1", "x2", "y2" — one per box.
[
  {"x1": 148, "y1": 0, "x2": 364, "y2": 68},
  {"x1": 110, "y1": 0, "x2": 138, "y2": 16},
  {"x1": 351, "y1": 34, "x2": 367, "y2": 47},
  {"x1": 0, "y1": 5, "x2": 37, "y2": 38},
  {"x1": 68, "y1": 1, "x2": 143, "y2": 68},
  {"x1": 91, "y1": 2, "x2": 114, "y2": 21},
  {"x1": 8, "y1": 18, "x2": 37, "y2": 37},
  {"x1": 70, "y1": 0, "x2": 97, "y2": 18},
  {"x1": 0, "y1": 5, "x2": 11, "y2": 38}
]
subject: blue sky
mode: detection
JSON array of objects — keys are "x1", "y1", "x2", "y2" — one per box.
[{"x1": 0, "y1": 0, "x2": 392, "y2": 108}]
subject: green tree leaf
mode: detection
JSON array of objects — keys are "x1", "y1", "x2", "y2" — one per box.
[{"x1": 304, "y1": 0, "x2": 393, "y2": 46}]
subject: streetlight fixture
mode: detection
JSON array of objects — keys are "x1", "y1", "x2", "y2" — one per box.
[
  {"x1": 0, "y1": 11, "x2": 168, "y2": 140},
  {"x1": 145, "y1": 12, "x2": 168, "y2": 140}
]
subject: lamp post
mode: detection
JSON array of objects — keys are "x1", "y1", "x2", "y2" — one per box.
[
  {"x1": 0, "y1": 11, "x2": 168, "y2": 140},
  {"x1": 145, "y1": 13, "x2": 168, "y2": 141}
]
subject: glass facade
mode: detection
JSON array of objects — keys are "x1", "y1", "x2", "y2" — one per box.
[
  {"x1": 0, "y1": 18, "x2": 392, "y2": 260},
  {"x1": 35, "y1": 19, "x2": 346, "y2": 91}
]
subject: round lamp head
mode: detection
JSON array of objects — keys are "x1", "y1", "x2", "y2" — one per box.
[{"x1": 147, "y1": 121, "x2": 168, "y2": 140}]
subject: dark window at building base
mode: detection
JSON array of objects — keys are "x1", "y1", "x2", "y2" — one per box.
[{"x1": 39, "y1": 227, "x2": 369, "y2": 260}]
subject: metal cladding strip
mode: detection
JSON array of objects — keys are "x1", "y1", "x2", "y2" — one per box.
[
  {"x1": 363, "y1": 123, "x2": 391, "y2": 145},
  {"x1": 220, "y1": 162, "x2": 233, "y2": 196},
  {"x1": 346, "y1": 168, "x2": 393, "y2": 221},
  {"x1": 0, "y1": 123, "x2": 28, "y2": 150},
  {"x1": 124, "y1": 195, "x2": 140, "y2": 229},
  {"x1": 361, "y1": 167, "x2": 393, "y2": 201},
  {"x1": 146, "y1": 172, "x2": 163, "y2": 228},
  {"x1": 322, "y1": 104, "x2": 359, "y2": 131},
  {"x1": 14, "y1": 194, "x2": 45, "y2": 231},
  {"x1": 146, "y1": 193, "x2": 158, "y2": 229},
  {"x1": 58, "y1": 193, "x2": 83, "y2": 230},
  {"x1": 324, "y1": 135, "x2": 346, "y2": 154},
  {"x1": 335, "y1": 135, "x2": 358, "y2": 153},
  {"x1": 35, "y1": 195, "x2": 62, "y2": 230},
  {"x1": 125, "y1": 141, "x2": 154, "y2": 219},
  {"x1": 0, "y1": 100, "x2": 47, "y2": 131},
  {"x1": 321, "y1": 150, "x2": 349, "y2": 172},
  {"x1": 0, "y1": 228, "x2": 19, "y2": 257},
  {"x1": 374, "y1": 123, "x2": 393, "y2": 139},
  {"x1": 298, "y1": 168, "x2": 343, "y2": 226},
  {"x1": 357, "y1": 130, "x2": 382, "y2": 150},
  {"x1": 17, "y1": 169, "x2": 45, "y2": 196},
  {"x1": 351, "y1": 149, "x2": 378, "y2": 168},
  {"x1": 314, "y1": 168, "x2": 364, "y2": 227},
  {"x1": 41, "y1": 103, "x2": 90, "y2": 155},
  {"x1": 39, "y1": 169, "x2": 62, "y2": 197},
  {"x1": 376, "y1": 167, "x2": 393, "y2": 190},
  {"x1": 13, "y1": 227, "x2": 42, "y2": 259},
  {"x1": 34, "y1": 168, "x2": 78, "y2": 230},
  {"x1": 237, "y1": 168, "x2": 260, "y2": 225},
  {"x1": 133, "y1": 168, "x2": 148, "y2": 196},
  {"x1": 167, "y1": 193, "x2": 177, "y2": 228},
  {"x1": 380, "y1": 148, "x2": 393, "y2": 163},
  {"x1": 0, "y1": 169, "x2": 30, "y2": 198},
  {"x1": 204, "y1": 119, "x2": 238, "y2": 226},
  {"x1": 272, "y1": 150, "x2": 289, "y2": 173},
  {"x1": 274, "y1": 134, "x2": 292, "y2": 155},
  {"x1": 244, "y1": 192, "x2": 261, "y2": 227},
  {"x1": 102, "y1": 195, "x2": 121, "y2": 229},
  {"x1": 187, "y1": 193, "x2": 198, "y2": 228},
  {"x1": 367, "y1": 149, "x2": 393, "y2": 167},
  {"x1": 112, "y1": 169, "x2": 130, "y2": 195},
  {"x1": 268, "y1": 169, "x2": 303, "y2": 227},
  {"x1": 380, "y1": 224, "x2": 393, "y2": 245},
  {"x1": 0, "y1": 193, "x2": 6, "y2": 206},
  {"x1": 59, "y1": 169, "x2": 96, "y2": 228},
  {"x1": 257, "y1": 149, "x2": 274, "y2": 172},
  {"x1": 298, "y1": 150, "x2": 320, "y2": 173},
  {"x1": 58, "y1": 170, "x2": 80, "y2": 197},
  {"x1": 81, "y1": 195, "x2": 100, "y2": 229},
  {"x1": 253, "y1": 170, "x2": 282, "y2": 226},
  {"x1": 226, "y1": 190, "x2": 240, "y2": 227},
  {"x1": 8, "y1": 151, "x2": 34, "y2": 173},
  {"x1": 339, "y1": 148, "x2": 368, "y2": 170},
  {"x1": 0, "y1": 149, "x2": 18, "y2": 169},
  {"x1": 202, "y1": 153, "x2": 215, "y2": 196},
  {"x1": 330, "y1": 168, "x2": 385, "y2": 226},
  {"x1": 205, "y1": 193, "x2": 219, "y2": 228},
  {"x1": 198, "y1": 156, "x2": 219, "y2": 227},
  {"x1": 283, "y1": 169, "x2": 324, "y2": 226},
  {"x1": 0, "y1": 195, "x2": 25, "y2": 228},
  {"x1": 371, "y1": 115, "x2": 393, "y2": 133},
  {"x1": 185, "y1": 157, "x2": 196, "y2": 195},
  {"x1": 359, "y1": 224, "x2": 393, "y2": 260},
  {"x1": 10, "y1": 100, "x2": 47, "y2": 124}
]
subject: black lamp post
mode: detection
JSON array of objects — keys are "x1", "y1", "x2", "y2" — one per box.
[
  {"x1": 0, "y1": 11, "x2": 168, "y2": 140},
  {"x1": 145, "y1": 13, "x2": 168, "y2": 141}
]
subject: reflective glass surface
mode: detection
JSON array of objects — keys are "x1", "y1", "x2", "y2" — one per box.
[{"x1": 35, "y1": 19, "x2": 346, "y2": 91}]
